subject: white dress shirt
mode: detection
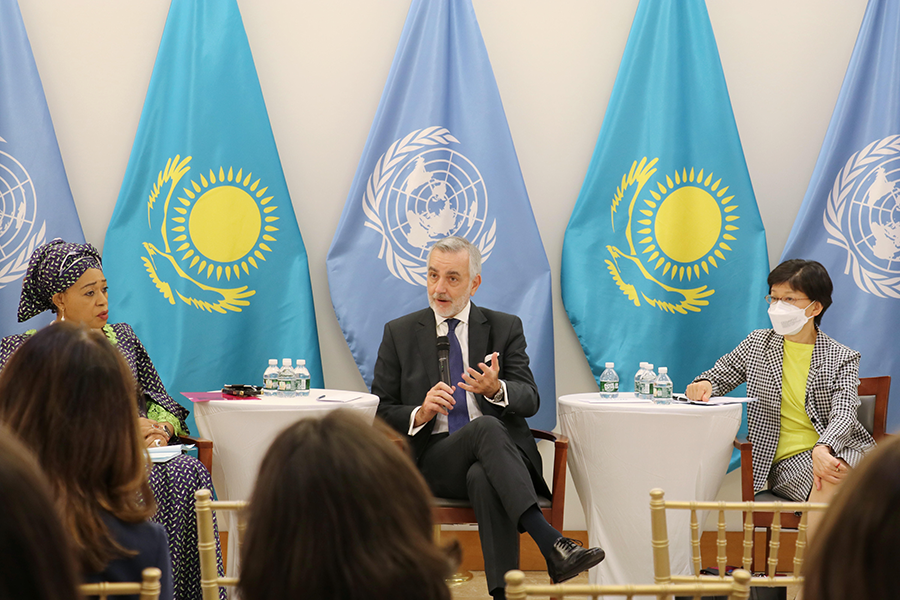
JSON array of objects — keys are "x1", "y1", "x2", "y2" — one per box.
[{"x1": 408, "y1": 301, "x2": 509, "y2": 435}]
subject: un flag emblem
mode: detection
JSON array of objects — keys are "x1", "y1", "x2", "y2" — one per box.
[
  {"x1": 825, "y1": 135, "x2": 900, "y2": 299},
  {"x1": 363, "y1": 127, "x2": 496, "y2": 286}
]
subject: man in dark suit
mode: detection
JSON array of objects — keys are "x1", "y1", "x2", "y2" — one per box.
[{"x1": 374, "y1": 236, "x2": 604, "y2": 599}]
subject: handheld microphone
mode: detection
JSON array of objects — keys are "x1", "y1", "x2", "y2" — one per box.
[{"x1": 437, "y1": 336, "x2": 451, "y2": 385}]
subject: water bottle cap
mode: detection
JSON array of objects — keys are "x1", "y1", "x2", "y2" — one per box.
[
  {"x1": 297, "y1": 359, "x2": 306, "y2": 365},
  {"x1": 659, "y1": 366, "x2": 667, "y2": 374},
  {"x1": 605, "y1": 362, "x2": 614, "y2": 368},
  {"x1": 641, "y1": 362, "x2": 648, "y2": 368},
  {"x1": 269, "y1": 359, "x2": 277, "y2": 365},
  {"x1": 647, "y1": 364, "x2": 654, "y2": 370},
  {"x1": 282, "y1": 358, "x2": 292, "y2": 366}
]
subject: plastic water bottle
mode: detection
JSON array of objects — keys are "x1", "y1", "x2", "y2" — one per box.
[
  {"x1": 634, "y1": 362, "x2": 648, "y2": 398},
  {"x1": 653, "y1": 367, "x2": 673, "y2": 405},
  {"x1": 641, "y1": 364, "x2": 657, "y2": 400},
  {"x1": 598, "y1": 362, "x2": 619, "y2": 398},
  {"x1": 294, "y1": 359, "x2": 311, "y2": 397},
  {"x1": 277, "y1": 358, "x2": 296, "y2": 397},
  {"x1": 263, "y1": 359, "x2": 279, "y2": 396}
]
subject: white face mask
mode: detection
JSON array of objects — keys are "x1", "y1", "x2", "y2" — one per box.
[{"x1": 768, "y1": 300, "x2": 814, "y2": 336}]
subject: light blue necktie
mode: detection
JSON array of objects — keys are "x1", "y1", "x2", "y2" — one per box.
[{"x1": 446, "y1": 318, "x2": 469, "y2": 434}]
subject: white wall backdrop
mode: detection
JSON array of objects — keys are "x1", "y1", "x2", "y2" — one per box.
[{"x1": 17, "y1": 0, "x2": 869, "y2": 529}]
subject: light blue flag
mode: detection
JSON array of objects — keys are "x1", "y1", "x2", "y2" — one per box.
[
  {"x1": 782, "y1": 0, "x2": 900, "y2": 430},
  {"x1": 103, "y1": 0, "x2": 322, "y2": 432},
  {"x1": 327, "y1": 0, "x2": 556, "y2": 429},
  {"x1": 0, "y1": 0, "x2": 84, "y2": 337},
  {"x1": 561, "y1": 0, "x2": 769, "y2": 467}
]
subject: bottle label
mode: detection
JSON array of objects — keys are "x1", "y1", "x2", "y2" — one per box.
[
  {"x1": 654, "y1": 384, "x2": 672, "y2": 398},
  {"x1": 600, "y1": 381, "x2": 618, "y2": 393},
  {"x1": 298, "y1": 378, "x2": 310, "y2": 391}
]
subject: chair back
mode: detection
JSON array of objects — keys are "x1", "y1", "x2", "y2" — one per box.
[
  {"x1": 194, "y1": 489, "x2": 247, "y2": 600},
  {"x1": 649, "y1": 488, "x2": 827, "y2": 588},
  {"x1": 857, "y1": 375, "x2": 890, "y2": 441},
  {"x1": 505, "y1": 568, "x2": 751, "y2": 600},
  {"x1": 78, "y1": 567, "x2": 162, "y2": 600}
]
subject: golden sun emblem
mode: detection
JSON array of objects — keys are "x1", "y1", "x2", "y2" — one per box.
[
  {"x1": 605, "y1": 158, "x2": 740, "y2": 314},
  {"x1": 637, "y1": 167, "x2": 738, "y2": 282},
  {"x1": 141, "y1": 155, "x2": 279, "y2": 313},
  {"x1": 172, "y1": 166, "x2": 279, "y2": 281}
]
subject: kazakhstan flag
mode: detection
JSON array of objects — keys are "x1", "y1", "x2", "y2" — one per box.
[
  {"x1": 104, "y1": 0, "x2": 322, "y2": 430},
  {"x1": 561, "y1": 0, "x2": 769, "y2": 405}
]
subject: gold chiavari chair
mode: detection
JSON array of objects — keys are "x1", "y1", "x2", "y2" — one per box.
[
  {"x1": 78, "y1": 567, "x2": 162, "y2": 600},
  {"x1": 505, "y1": 567, "x2": 751, "y2": 600},
  {"x1": 649, "y1": 488, "x2": 828, "y2": 589},
  {"x1": 194, "y1": 488, "x2": 247, "y2": 600}
]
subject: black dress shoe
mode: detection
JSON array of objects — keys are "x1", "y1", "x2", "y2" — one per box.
[{"x1": 546, "y1": 537, "x2": 606, "y2": 584}]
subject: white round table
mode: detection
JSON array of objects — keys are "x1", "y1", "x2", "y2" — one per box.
[
  {"x1": 558, "y1": 393, "x2": 741, "y2": 586},
  {"x1": 193, "y1": 388, "x2": 379, "y2": 573}
]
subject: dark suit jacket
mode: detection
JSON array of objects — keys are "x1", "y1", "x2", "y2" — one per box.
[
  {"x1": 373, "y1": 303, "x2": 550, "y2": 498},
  {"x1": 83, "y1": 513, "x2": 173, "y2": 600}
]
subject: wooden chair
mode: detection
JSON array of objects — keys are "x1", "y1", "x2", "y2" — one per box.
[
  {"x1": 78, "y1": 567, "x2": 162, "y2": 600},
  {"x1": 733, "y1": 375, "x2": 890, "y2": 563},
  {"x1": 432, "y1": 429, "x2": 568, "y2": 532},
  {"x1": 195, "y1": 488, "x2": 247, "y2": 600},
  {"x1": 649, "y1": 488, "x2": 828, "y2": 588},
  {"x1": 506, "y1": 567, "x2": 752, "y2": 600},
  {"x1": 180, "y1": 434, "x2": 214, "y2": 473}
]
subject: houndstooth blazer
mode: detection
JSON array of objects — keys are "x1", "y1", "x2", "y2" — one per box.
[{"x1": 695, "y1": 328, "x2": 875, "y2": 493}]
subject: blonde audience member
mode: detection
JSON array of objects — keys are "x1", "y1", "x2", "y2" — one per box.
[
  {"x1": 804, "y1": 434, "x2": 900, "y2": 600},
  {"x1": 240, "y1": 411, "x2": 458, "y2": 600},
  {"x1": 0, "y1": 427, "x2": 79, "y2": 600},
  {"x1": 0, "y1": 322, "x2": 173, "y2": 600}
]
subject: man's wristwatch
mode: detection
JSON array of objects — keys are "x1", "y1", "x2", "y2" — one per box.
[{"x1": 489, "y1": 384, "x2": 505, "y2": 403}]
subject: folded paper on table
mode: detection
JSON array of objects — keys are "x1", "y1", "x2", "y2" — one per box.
[
  {"x1": 316, "y1": 392, "x2": 362, "y2": 403},
  {"x1": 673, "y1": 394, "x2": 756, "y2": 406}
]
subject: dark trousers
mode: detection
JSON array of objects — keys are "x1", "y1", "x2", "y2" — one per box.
[{"x1": 419, "y1": 416, "x2": 541, "y2": 593}]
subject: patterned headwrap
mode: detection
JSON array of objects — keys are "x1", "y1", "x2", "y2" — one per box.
[{"x1": 17, "y1": 239, "x2": 103, "y2": 322}]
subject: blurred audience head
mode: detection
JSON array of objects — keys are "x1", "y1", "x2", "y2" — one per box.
[
  {"x1": 240, "y1": 410, "x2": 457, "y2": 600},
  {"x1": 804, "y1": 434, "x2": 900, "y2": 600},
  {"x1": 0, "y1": 426, "x2": 79, "y2": 600},
  {"x1": 0, "y1": 321, "x2": 154, "y2": 572}
]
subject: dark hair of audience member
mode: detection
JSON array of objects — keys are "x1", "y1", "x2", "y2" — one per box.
[
  {"x1": 767, "y1": 258, "x2": 833, "y2": 326},
  {"x1": 0, "y1": 427, "x2": 80, "y2": 600},
  {"x1": 239, "y1": 411, "x2": 458, "y2": 600},
  {"x1": 803, "y1": 434, "x2": 900, "y2": 600},
  {"x1": 0, "y1": 322, "x2": 155, "y2": 573}
]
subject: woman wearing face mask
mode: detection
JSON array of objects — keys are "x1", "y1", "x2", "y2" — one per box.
[{"x1": 685, "y1": 259, "x2": 874, "y2": 539}]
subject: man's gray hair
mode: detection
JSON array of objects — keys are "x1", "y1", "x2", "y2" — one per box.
[{"x1": 427, "y1": 236, "x2": 482, "y2": 278}]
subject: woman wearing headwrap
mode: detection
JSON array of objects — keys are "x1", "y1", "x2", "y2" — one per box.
[{"x1": 0, "y1": 239, "x2": 224, "y2": 600}]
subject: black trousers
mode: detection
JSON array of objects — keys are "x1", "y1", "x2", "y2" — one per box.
[{"x1": 419, "y1": 416, "x2": 541, "y2": 592}]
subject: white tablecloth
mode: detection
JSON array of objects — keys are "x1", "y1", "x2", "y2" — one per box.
[
  {"x1": 558, "y1": 393, "x2": 741, "y2": 586},
  {"x1": 193, "y1": 388, "x2": 379, "y2": 573}
]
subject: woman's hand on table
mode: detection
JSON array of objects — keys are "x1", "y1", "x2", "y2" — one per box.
[
  {"x1": 812, "y1": 444, "x2": 847, "y2": 490},
  {"x1": 685, "y1": 380, "x2": 712, "y2": 402},
  {"x1": 139, "y1": 417, "x2": 170, "y2": 448}
]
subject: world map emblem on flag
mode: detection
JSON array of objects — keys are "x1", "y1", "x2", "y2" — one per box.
[
  {"x1": 605, "y1": 156, "x2": 744, "y2": 314},
  {"x1": 0, "y1": 137, "x2": 47, "y2": 290},
  {"x1": 362, "y1": 126, "x2": 496, "y2": 286},
  {"x1": 824, "y1": 135, "x2": 900, "y2": 299},
  {"x1": 140, "y1": 154, "x2": 283, "y2": 313}
]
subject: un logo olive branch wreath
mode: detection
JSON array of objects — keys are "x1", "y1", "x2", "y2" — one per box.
[
  {"x1": 362, "y1": 126, "x2": 496, "y2": 286},
  {"x1": 824, "y1": 135, "x2": 900, "y2": 299}
]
